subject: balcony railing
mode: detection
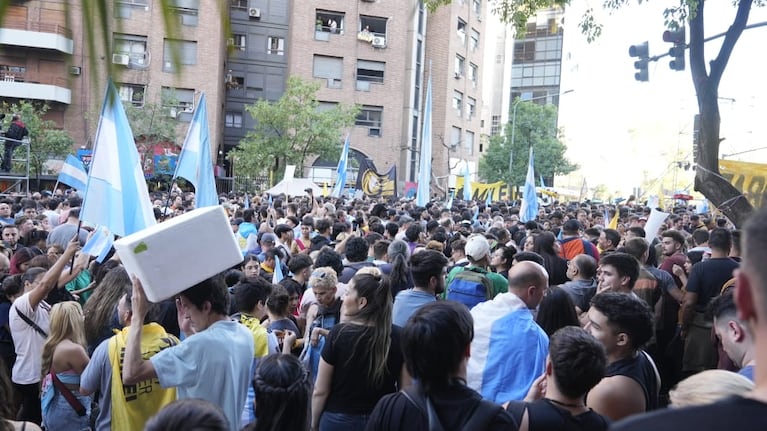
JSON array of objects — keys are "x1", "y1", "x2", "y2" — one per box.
[
  {"x1": 0, "y1": 67, "x2": 68, "y2": 88},
  {"x1": 1, "y1": 21, "x2": 72, "y2": 39}
]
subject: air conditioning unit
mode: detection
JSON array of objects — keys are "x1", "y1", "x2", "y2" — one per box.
[
  {"x1": 112, "y1": 53, "x2": 130, "y2": 65},
  {"x1": 372, "y1": 36, "x2": 386, "y2": 48},
  {"x1": 248, "y1": 7, "x2": 260, "y2": 18},
  {"x1": 69, "y1": 66, "x2": 81, "y2": 76},
  {"x1": 369, "y1": 127, "x2": 381, "y2": 137}
]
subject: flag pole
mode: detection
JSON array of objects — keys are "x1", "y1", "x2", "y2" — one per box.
[{"x1": 69, "y1": 220, "x2": 82, "y2": 274}]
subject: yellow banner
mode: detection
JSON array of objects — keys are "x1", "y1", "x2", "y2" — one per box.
[
  {"x1": 454, "y1": 178, "x2": 507, "y2": 201},
  {"x1": 719, "y1": 159, "x2": 767, "y2": 208}
]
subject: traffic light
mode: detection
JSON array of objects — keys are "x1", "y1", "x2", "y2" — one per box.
[
  {"x1": 663, "y1": 27, "x2": 686, "y2": 71},
  {"x1": 628, "y1": 41, "x2": 649, "y2": 82}
]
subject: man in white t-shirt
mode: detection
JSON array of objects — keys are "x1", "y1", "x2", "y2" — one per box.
[{"x1": 9, "y1": 237, "x2": 79, "y2": 424}]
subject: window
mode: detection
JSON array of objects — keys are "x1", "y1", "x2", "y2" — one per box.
[
  {"x1": 491, "y1": 115, "x2": 501, "y2": 136},
  {"x1": 470, "y1": 29, "x2": 479, "y2": 51},
  {"x1": 513, "y1": 41, "x2": 535, "y2": 63},
  {"x1": 313, "y1": 55, "x2": 343, "y2": 88},
  {"x1": 452, "y1": 90, "x2": 463, "y2": 112},
  {"x1": 466, "y1": 97, "x2": 476, "y2": 119},
  {"x1": 472, "y1": 0, "x2": 481, "y2": 15},
  {"x1": 161, "y1": 87, "x2": 195, "y2": 117},
  {"x1": 457, "y1": 18, "x2": 466, "y2": 37},
  {"x1": 225, "y1": 112, "x2": 243, "y2": 128},
  {"x1": 230, "y1": 0, "x2": 247, "y2": 10},
  {"x1": 455, "y1": 55, "x2": 465, "y2": 76},
  {"x1": 465, "y1": 130, "x2": 475, "y2": 155},
  {"x1": 316, "y1": 10, "x2": 345, "y2": 34},
  {"x1": 359, "y1": 15, "x2": 388, "y2": 37},
  {"x1": 230, "y1": 33, "x2": 246, "y2": 51},
  {"x1": 163, "y1": 39, "x2": 197, "y2": 72},
  {"x1": 115, "y1": 0, "x2": 148, "y2": 18},
  {"x1": 267, "y1": 37, "x2": 285, "y2": 55},
  {"x1": 356, "y1": 60, "x2": 384, "y2": 83},
  {"x1": 169, "y1": 0, "x2": 199, "y2": 26},
  {"x1": 469, "y1": 63, "x2": 478, "y2": 87},
  {"x1": 451, "y1": 127, "x2": 461, "y2": 148},
  {"x1": 117, "y1": 83, "x2": 145, "y2": 107},
  {"x1": 356, "y1": 105, "x2": 383, "y2": 136},
  {"x1": 113, "y1": 34, "x2": 148, "y2": 65},
  {"x1": 317, "y1": 101, "x2": 339, "y2": 112}
]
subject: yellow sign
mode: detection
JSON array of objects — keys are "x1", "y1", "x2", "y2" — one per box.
[
  {"x1": 454, "y1": 178, "x2": 507, "y2": 201},
  {"x1": 719, "y1": 159, "x2": 767, "y2": 208}
]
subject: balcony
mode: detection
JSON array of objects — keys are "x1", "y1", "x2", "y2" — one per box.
[
  {"x1": 0, "y1": 22, "x2": 74, "y2": 54},
  {"x1": 0, "y1": 68, "x2": 71, "y2": 104}
]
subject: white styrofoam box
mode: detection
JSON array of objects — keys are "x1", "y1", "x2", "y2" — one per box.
[{"x1": 114, "y1": 205, "x2": 243, "y2": 302}]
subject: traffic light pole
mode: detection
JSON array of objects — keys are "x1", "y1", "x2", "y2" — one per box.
[{"x1": 647, "y1": 20, "x2": 767, "y2": 64}]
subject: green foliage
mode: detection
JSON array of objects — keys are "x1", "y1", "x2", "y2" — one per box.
[
  {"x1": 232, "y1": 76, "x2": 359, "y2": 182},
  {"x1": 478, "y1": 101, "x2": 576, "y2": 186},
  {"x1": 123, "y1": 101, "x2": 178, "y2": 145},
  {"x1": 0, "y1": 101, "x2": 74, "y2": 179},
  {"x1": 425, "y1": 0, "x2": 568, "y2": 34}
]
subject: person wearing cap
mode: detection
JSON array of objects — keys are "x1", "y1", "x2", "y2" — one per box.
[
  {"x1": 559, "y1": 219, "x2": 600, "y2": 263},
  {"x1": 254, "y1": 232, "x2": 276, "y2": 262},
  {"x1": 446, "y1": 234, "x2": 509, "y2": 300},
  {"x1": 230, "y1": 218, "x2": 244, "y2": 234}
]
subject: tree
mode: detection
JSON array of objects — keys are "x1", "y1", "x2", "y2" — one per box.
[
  {"x1": 479, "y1": 100, "x2": 576, "y2": 186},
  {"x1": 1, "y1": 101, "x2": 74, "y2": 188},
  {"x1": 232, "y1": 76, "x2": 359, "y2": 183},
  {"x1": 427, "y1": 0, "x2": 761, "y2": 226}
]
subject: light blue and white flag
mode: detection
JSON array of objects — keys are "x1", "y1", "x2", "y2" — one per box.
[
  {"x1": 174, "y1": 93, "x2": 218, "y2": 208},
  {"x1": 58, "y1": 154, "x2": 88, "y2": 191},
  {"x1": 80, "y1": 80, "x2": 156, "y2": 237},
  {"x1": 272, "y1": 255, "x2": 284, "y2": 284},
  {"x1": 463, "y1": 162, "x2": 472, "y2": 201},
  {"x1": 243, "y1": 193, "x2": 250, "y2": 209},
  {"x1": 467, "y1": 293, "x2": 548, "y2": 403},
  {"x1": 331, "y1": 134, "x2": 350, "y2": 198},
  {"x1": 445, "y1": 193, "x2": 453, "y2": 210},
  {"x1": 82, "y1": 226, "x2": 114, "y2": 263},
  {"x1": 485, "y1": 187, "x2": 493, "y2": 206},
  {"x1": 519, "y1": 147, "x2": 538, "y2": 223},
  {"x1": 416, "y1": 73, "x2": 432, "y2": 207}
]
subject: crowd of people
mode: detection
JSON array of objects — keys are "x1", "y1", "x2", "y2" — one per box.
[{"x1": 0, "y1": 187, "x2": 765, "y2": 430}]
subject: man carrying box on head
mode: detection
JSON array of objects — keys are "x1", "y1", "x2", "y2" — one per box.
[{"x1": 122, "y1": 273, "x2": 254, "y2": 431}]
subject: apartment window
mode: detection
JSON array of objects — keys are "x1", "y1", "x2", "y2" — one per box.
[
  {"x1": 360, "y1": 15, "x2": 388, "y2": 36},
  {"x1": 317, "y1": 101, "x2": 339, "y2": 112},
  {"x1": 491, "y1": 115, "x2": 501, "y2": 136},
  {"x1": 356, "y1": 105, "x2": 383, "y2": 136},
  {"x1": 316, "y1": 10, "x2": 345, "y2": 34},
  {"x1": 472, "y1": 0, "x2": 481, "y2": 15},
  {"x1": 115, "y1": 0, "x2": 148, "y2": 18},
  {"x1": 465, "y1": 130, "x2": 475, "y2": 155},
  {"x1": 225, "y1": 112, "x2": 243, "y2": 128},
  {"x1": 514, "y1": 41, "x2": 535, "y2": 63},
  {"x1": 356, "y1": 60, "x2": 384, "y2": 83},
  {"x1": 117, "y1": 83, "x2": 145, "y2": 107},
  {"x1": 469, "y1": 63, "x2": 478, "y2": 86},
  {"x1": 161, "y1": 87, "x2": 195, "y2": 117},
  {"x1": 451, "y1": 127, "x2": 461, "y2": 148},
  {"x1": 466, "y1": 97, "x2": 476, "y2": 119},
  {"x1": 163, "y1": 39, "x2": 197, "y2": 72},
  {"x1": 229, "y1": 33, "x2": 246, "y2": 51},
  {"x1": 267, "y1": 37, "x2": 285, "y2": 55},
  {"x1": 457, "y1": 18, "x2": 466, "y2": 39},
  {"x1": 452, "y1": 90, "x2": 463, "y2": 112},
  {"x1": 313, "y1": 55, "x2": 343, "y2": 88},
  {"x1": 113, "y1": 34, "x2": 148, "y2": 66},
  {"x1": 169, "y1": 0, "x2": 199, "y2": 26},
  {"x1": 454, "y1": 55, "x2": 465, "y2": 76},
  {"x1": 470, "y1": 29, "x2": 479, "y2": 51},
  {"x1": 230, "y1": 0, "x2": 247, "y2": 10}
]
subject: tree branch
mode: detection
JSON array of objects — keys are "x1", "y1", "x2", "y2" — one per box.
[{"x1": 709, "y1": 0, "x2": 753, "y2": 86}]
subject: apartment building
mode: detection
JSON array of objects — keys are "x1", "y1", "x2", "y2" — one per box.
[
  {"x1": 286, "y1": 0, "x2": 428, "y2": 184},
  {"x1": 424, "y1": 0, "x2": 485, "y2": 191},
  {"x1": 223, "y1": 0, "x2": 289, "y2": 177}
]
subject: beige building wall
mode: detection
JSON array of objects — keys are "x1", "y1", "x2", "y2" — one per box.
[
  {"x1": 287, "y1": 0, "x2": 423, "y2": 180},
  {"x1": 425, "y1": 0, "x2": 484, "y2": 191}
]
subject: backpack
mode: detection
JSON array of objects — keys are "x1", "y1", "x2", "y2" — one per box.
[{"x1": 446, "y1": 267, "x2": 493, "y2": 309}]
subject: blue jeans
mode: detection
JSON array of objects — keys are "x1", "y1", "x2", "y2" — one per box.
[{"x1": 319, "y1": 411, "x2": 369, "y2": 431}]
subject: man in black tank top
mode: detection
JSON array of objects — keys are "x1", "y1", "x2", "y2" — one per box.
[{"x1": 584, "y1": 292, "x2": 658, "y2": 421}]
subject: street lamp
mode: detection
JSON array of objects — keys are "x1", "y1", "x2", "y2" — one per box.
[{"x1": 509, "y1": 89, "x2": 574, "y2": 170}]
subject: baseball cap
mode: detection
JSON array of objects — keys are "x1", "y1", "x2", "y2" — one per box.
[
  {"x1": 465, "y1": 234, "x2": 490, "y2": 261},
  {"x1": 260, "y1": 232, "x2": 276, "y2": 243}
]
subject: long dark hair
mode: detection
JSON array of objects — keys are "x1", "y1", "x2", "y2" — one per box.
[
  {"x1": 536, "y1": 287, "x2": 579, "y2": 337},
  {"x1": 252, "y1": 354, "x2": 310, "y2": 431},
  {"x1": 387, "y1": 240, "x2": 410, "y2": 289}
]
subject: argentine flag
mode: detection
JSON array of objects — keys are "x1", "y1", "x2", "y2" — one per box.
[
  {"x1": 58, "y1": 154, "x2": 88, "y2": 191},
  {"x1": 80, "y1": 80, "x2": 156, "y2": 237},
  {"x1": 174, "y1": 93, "x2": 218, "y2": 208}
]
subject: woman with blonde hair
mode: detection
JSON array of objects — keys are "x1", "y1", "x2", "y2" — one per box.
[
  {"x1": 669, "y1": 369, "x2": 754, "y2": 408},
  {"x1": 40, "y1": 301, "x2": 91, "y2": 431}
]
